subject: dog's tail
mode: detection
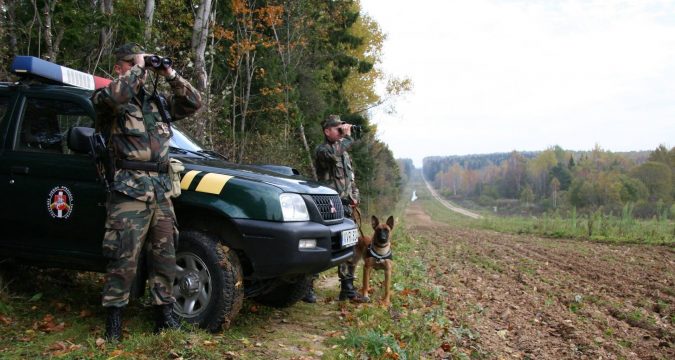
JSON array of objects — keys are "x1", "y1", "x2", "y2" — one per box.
[{"x1": 352, "y1": 205, "x2": 366, "y2": 238}]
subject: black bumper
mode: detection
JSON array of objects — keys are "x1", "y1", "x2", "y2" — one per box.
[{"x1": 231, "y1": 218, "x2": 357, "y2": 279}]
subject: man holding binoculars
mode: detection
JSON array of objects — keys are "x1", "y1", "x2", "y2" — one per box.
[
  {"x1": 92, "y1": 43, "x2": 202, "y2": 342},
  {"x1": 304, "y1": 115, "x2": 362, "y2": 303}
]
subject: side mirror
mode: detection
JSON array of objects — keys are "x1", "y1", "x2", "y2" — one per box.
[{"x1": 67, "y1": 126, "x2": 94, "y2": 153}]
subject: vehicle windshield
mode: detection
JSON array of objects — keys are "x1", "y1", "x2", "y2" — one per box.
[{"x1": 170, "y1": 124, "x2": 204, "y2": 152}]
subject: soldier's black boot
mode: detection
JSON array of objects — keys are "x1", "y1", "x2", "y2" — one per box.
[
  {"x1": 155, "y1": 303, "x2": 181, "y2": 333},
  {"x1": 338, "y1": 278, "x2": 358, "y2": 301},
  {"x1": 302, "y1": 279, "x2": 317, "y2": 303},
  {"x1": 104, "y1": 306, "x2": 123, "y2": 342}
]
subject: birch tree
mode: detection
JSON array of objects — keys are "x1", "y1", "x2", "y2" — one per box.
[
  {"x1": 144, "y1": 0, "x2": 155, "y2": 43},
  {"x1": 191, "y1": 0, "x2": 212, "y2": 92}
]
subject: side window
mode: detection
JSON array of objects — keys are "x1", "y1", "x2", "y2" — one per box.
[
  {"x1": 18, "y1": 97, "x2": 93, "y2": 154},
  {"x1": 0, "y1": 96, "x2": 9, "y2": 123}
]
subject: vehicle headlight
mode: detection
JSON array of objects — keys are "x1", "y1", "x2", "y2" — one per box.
[{"x1": 279, "y1": 193, "x2": 309, "y2": 221}]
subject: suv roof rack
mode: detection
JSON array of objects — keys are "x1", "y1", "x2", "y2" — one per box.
[{"x1": 11, "y1": 56, "x2": 111, "y2": 90}]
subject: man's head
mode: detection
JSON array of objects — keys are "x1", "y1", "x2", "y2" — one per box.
[
  {"x1": 322, "y1": 114, "x2": 344, "y2": 142},
  {"x1": 113, "y1": 43, "x2": 146, "y2": 76}
]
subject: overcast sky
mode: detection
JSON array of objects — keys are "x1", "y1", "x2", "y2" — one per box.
[{"x1": 359, "y1": 0, "x2": 675, "y2": 167}]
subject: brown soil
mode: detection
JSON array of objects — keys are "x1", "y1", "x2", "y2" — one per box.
[{"x1": 406, "y1": 203, "x2": 675, "y2": 359}]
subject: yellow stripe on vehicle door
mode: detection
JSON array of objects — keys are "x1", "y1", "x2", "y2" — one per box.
[
  {"x1": 195, "y1": 173, "x2": 233, "y2": 194},
  {"x1": 180, "y1": 170, "x2": 201, "y2": 190}
]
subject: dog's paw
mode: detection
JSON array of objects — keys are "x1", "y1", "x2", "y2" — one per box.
[{"x1": 350, "y1": 295, "x2": 371, "y2": 303}]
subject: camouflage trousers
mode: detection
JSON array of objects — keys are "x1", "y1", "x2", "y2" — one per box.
[
  {"x1": 101, "y1": 191, "x2": 177, "y2": 308},
  {"x1": 338, "y1": 203, "x2": 357, "y2": 282}
]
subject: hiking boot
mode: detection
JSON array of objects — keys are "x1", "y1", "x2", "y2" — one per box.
[
  {"x1": 104, "y1": 306, "x2": 124, "y2": 342},
  {"x1": 338, "y1": 278, "x2": 358, "y2": 301},
  {"x1": 155, "y1": 303, "x2": 181, "y2": 333},
  {"x1": 302, "y1": 280, "x2": 317, "y2": 303}
]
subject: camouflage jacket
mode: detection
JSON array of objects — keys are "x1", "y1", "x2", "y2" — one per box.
[
  {"x1": 92, "y1": 65, "x2": 202, "y2": 202},
  {"x1": 314, "y1": 136, "x2": 360, "y2": 203}
]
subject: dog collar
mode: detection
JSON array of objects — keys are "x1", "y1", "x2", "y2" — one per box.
[{"x1": 367, "y1": 244, "x2": 393, "y2": 261}]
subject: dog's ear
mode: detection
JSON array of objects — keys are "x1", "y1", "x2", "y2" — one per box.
[
  {"x1": 386, "y1": 216, "x2": 394, "y2": 230},
  {"x1": 371, "y1": 215, "x2": 379, "y2": 229}
]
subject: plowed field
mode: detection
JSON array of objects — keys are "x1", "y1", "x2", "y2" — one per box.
[{"x1": 406, "y1": 203, "x2": 674, "y2": 359}]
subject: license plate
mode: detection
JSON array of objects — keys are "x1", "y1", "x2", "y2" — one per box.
[{"x1": 341, "y1": 228, "x2": 359, "y2": 248}]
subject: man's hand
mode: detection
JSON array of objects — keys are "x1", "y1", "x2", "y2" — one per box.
[
  {"x1": 340, "y1": 123, "x2": 352, "y2": 137},
  {"x1": 133, "y1": 54, "x2": 146, "y2": 68},
  {"x1": 155, "y1": 60, "x2": 174, "y2": 77}
]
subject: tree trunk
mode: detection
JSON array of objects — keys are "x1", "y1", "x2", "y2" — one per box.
[
  {"x1": 191, "y1": 0, "x2": 212, "y2": 142},
  {"x1": 144, "y1": 0, "x2": 155, "y2": 43},
  {"x1": 6, "y1": 0, "x2": 17, "y2": 56},
  {"x1": 299, "y1": 124, "x2": 317, "y2": 181},
  {"x1": 42, "y1": 0, "x2": 57, "y2": 62},
  {"x1": 191, "y1": 0, "x2": 212, "y2": 92},
  {"x1": 93, "y1": 0, "x2": 114, "y2": 72}
]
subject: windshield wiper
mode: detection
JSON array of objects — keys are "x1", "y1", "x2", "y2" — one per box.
[
  {"x1": 198, "y1": 150, "x2": 228, "y2": 161},
  {"x1": 170, "y1": 146, "x2": 214, "y2": 159}
]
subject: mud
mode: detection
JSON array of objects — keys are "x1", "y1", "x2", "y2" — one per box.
[{"x1": 406, "y1": 203, "x2": 674, "y2": 359}]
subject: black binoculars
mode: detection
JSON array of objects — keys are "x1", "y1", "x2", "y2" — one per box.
[
  {"x1": 338, "y1": 124, "x2": 362, "y2": 135},
  {"x1": 144, "y1": 55, "x2": 173, "y2": 69}
]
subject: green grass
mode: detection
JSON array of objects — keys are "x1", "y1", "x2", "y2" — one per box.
[
  {"x1": 474, "y1": 214, "x2": 674, "y2": 245},
  {"x1": 410, "y1": 174, "x2": 674, "y2": 245}
]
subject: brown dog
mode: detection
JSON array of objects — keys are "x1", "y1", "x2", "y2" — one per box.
[{"x1": 354, "y1": 215, "x2": 395, "y2": 306}]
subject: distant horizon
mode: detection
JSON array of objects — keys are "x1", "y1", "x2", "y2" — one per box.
[{"x1": 397, "y1": 143, "x2": 666, "y2": 167}]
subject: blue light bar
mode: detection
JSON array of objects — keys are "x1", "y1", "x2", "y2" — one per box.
[{"x1": 11, "y1": 56, "x2": 111, "y2": 90}]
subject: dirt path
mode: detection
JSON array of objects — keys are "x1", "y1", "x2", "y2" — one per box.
[
  {"x1": 405, "y1": 203, "x2": 674, "y2": 359},
  {"x1": 422, "y1": 177, "x2": 482, "y2": 219}
]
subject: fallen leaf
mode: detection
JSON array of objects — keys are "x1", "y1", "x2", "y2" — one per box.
[
  {"x1": 249, "y1": 305, "x2": 259, "y2": 313},
  {"x1": 203, "y1": 340, "x2": 217, "y2": 346},
  {"x1": 95, "y1": 338, "x2": 105, "y2": 348},
  {"x1": 497, "y1": 329, "x2": 508, "y2": 340},
  {"x1": 110, "y1": 349, "x2": 124, "y2": 356},
  {"x1": 169, "y1": 350, "x2": 181, "y2": 359},
  {"x1": 440, "y1": 342, "x2": 452, "y2": 351},
  {"x1": 79, "y1": 309, "x2": 93, "y2": 318},
  {"x1": 0, "y1": 315, "x2": 11, "y2": 325}
]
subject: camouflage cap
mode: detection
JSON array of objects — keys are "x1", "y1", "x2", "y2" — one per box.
[
  {"x1": 114, "y1": 43, "x2": 145, "y2": 61},
  {"x1": 322, "y1": 114, "x2": 343, "y2": 129}
]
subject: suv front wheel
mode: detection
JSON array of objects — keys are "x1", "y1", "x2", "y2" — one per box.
[
  {"x1": 173, "y1": 230, "x2": 244, "y2": 332},
  {"x1": 253, "y1": 274, "x2": 313, "y2": 308}
]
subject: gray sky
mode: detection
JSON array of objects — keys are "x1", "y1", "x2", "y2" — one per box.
[{"x1": 360, "y1": 0, "x2": 675, "y2": 167}]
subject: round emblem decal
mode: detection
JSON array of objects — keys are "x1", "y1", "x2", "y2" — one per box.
[{"x1": 47, "y1": 186, "x2": 74, "y2": 219}]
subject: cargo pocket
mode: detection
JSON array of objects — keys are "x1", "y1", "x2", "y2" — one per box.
[
  {"x1": 102, "y1": 219, "x2": 129, "y2": 260},
  {"x1": 120, "y1": 108, "x2": 146, "y2": 137},
  {"x1": 167, "y1": 158, "x2": 185, "y2": 198}
]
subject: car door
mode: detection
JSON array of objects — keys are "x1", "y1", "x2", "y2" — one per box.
[{"x1": 0, "y1": 90, "x2": 107, "y2": 263}]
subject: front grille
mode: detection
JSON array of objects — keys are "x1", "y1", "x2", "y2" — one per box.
[{"x1": 311, "y1": 194, "x2": 344, "y2": 221}]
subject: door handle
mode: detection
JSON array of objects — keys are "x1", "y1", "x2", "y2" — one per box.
[{"x1": 10, "y1": 166, "x2": 30, "y2": 175}]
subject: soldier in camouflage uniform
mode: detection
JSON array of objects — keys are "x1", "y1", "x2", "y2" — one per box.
[
  {"x1": 304, "y1": 115, "x2": 361, "y2": 302},
  {"x1": 92, "y1": 43, "x2": 202, "y2": 341}
]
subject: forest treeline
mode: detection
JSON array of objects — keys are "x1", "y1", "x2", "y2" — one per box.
[
  {"x1": 423, "y1": 145, "x2": 675, "y2": 219},
  {"x1": 0, "y1": 0, "x2": 411, "y2": 215}
]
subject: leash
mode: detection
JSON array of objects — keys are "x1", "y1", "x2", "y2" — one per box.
[{"x1": 352, "y1": 205, "x2": 365, "y2": 238}]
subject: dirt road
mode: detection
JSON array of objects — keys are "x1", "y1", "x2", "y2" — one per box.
[
  {"x1": 422, "y1": 177, "x2": 482, "y2": 219},
  {"x1": 406, "y1": 203, "x2": 674, "y2": 359}
]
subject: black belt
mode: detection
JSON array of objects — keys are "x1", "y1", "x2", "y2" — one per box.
[{"x1": 116, "y1": 159, "x2": 169, "y2": 173}]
